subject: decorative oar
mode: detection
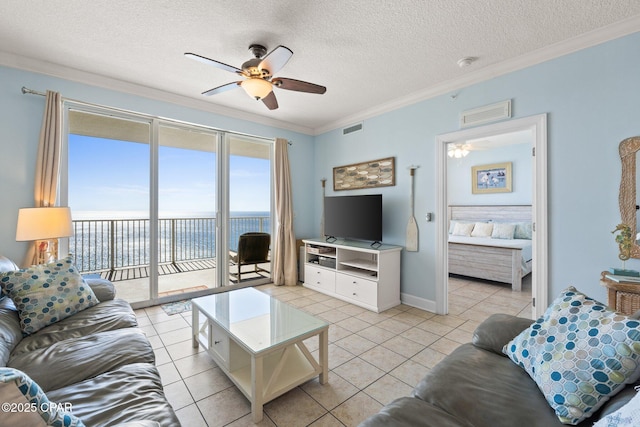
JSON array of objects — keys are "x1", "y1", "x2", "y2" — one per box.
[
  {"x1": 320, "y1": 178, "x2": 326, "y2": 238},
  {"x1": 406, "y1": 166, "x2": 419, "y2": 251}
]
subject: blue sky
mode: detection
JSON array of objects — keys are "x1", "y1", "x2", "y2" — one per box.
[{"x1": 68, "y1": 135, "x2": 270, "y2": 218}]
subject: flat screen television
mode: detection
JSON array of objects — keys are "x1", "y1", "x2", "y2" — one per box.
[{"x1": 324, "y1": 194, "x2": 383, "y2": 242}]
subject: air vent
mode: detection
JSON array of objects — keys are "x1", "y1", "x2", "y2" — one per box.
[
  {"x1": 343, "y1": 123, "x2": 363, "y2": 135},
  {"x1": 460, "y1": 100, "x2": 511, "y2": 128}
]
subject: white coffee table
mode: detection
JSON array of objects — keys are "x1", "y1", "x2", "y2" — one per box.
[{"x1": 191, "y1": 287, "x2": 329, "y2": 422}]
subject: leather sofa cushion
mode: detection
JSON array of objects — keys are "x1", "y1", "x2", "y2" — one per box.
[
  {"x1": 0, "y1": 298, "x2": 21, "y2": 367},
  {"x1": 361, "y1": 312, "x2": 640, "y2": 427},
  {"x1": 47, "y1": 363, "x2": 181, "y2": 427},
  {"x1": 113, "y1": 423, "x2": 161, "y2": 427},
  {"x1": 12, "y1": 298, "x2": 137, "y2": 355},
  {"x1": 472, "y1": 313, "x2": 533, "y2": 355},
  {"x1": 8, "y1": 328, "x2": 155, "y2": 392},
  {"x1": 358, "y1": 396, "x2": 473, "y2": 427},
  {"x1": 85, "y1": 277, "x2": 116, "y2": 301},
  {"x1": 0, "y1": 367, "x2": 85, "y2": 427},
  {"x1": 412, "y1": 343, "x2": 568, "y2": 427}
]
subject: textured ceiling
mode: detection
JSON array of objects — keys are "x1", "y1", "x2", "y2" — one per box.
[{"x1": 1, "y1": 0, "x2": 639, "y2": 134}]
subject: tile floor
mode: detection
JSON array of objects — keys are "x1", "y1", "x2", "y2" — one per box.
[{"x1": 134, "y1": 275, "x2": 532, "y2": 427}]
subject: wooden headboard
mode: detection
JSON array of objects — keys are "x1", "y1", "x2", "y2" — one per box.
[{"x1": 448, "y1": 205, "x2": 532, "y2": 223}]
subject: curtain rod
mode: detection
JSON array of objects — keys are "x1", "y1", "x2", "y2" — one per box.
[
  {"x1": 22, "y1": 86, "x2": 46, "y2": 96},
  {"x1": 21, "y1": 86, "x2": 292, "y2": 145}
]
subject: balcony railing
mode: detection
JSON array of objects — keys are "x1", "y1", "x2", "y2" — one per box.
[{"x1": 70, "y1": 216, "x2": 270, "y2": 279}]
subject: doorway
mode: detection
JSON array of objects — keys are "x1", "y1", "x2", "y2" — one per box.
[{"x1": 435, "y1": 114, "x2": 548, "y2": 318}]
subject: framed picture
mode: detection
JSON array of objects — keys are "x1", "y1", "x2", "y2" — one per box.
[
  {"x1": 472, "y1": 162, "x2": 512, "y2": 194},
  {"x1": 333, "y1": 157, "x2": 395, "y2": 191}
]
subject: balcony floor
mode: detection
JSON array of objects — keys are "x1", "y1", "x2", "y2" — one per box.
[
  {"x1": 94, "y1": 259, "x2": 218, "y2": 282},
  {"x1": 88, "y1": 259, "x2": 271, "y2": 303}
]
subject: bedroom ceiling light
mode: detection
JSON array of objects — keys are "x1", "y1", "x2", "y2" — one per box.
[{"x1": 447, "y1": 144, "x2": 469, "y2": 158}]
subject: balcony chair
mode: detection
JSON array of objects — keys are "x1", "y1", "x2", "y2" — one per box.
[{"x1": 230, "y1": 232, "x2": 271, "y2": 283}]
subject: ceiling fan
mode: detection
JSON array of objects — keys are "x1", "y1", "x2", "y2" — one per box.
[
  {"x1": 447, "y1": 140, "x2": 498, "y2": 158},
  {"x1": 185, "y1": 44, "x2": 326, "y2": 110},
  {"x1": 447, "y1": 143, "x2": 472, "y2": 158}
]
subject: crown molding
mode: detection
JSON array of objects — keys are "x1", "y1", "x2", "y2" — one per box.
[
  {"x1": 0, "y1": 52, "x2": 315, "y2": 136},
  {"x1": 2, "y1": 14, "x2": 639, "y2": 137},
  {"x1": 313, "y1": 15, "x2": 640, "y2": 135}
]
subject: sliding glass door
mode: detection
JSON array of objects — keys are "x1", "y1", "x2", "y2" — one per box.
[
  {"x1": 157, "y1": 124, "x2": 218, "y2": 296},
  {"x1": 64, "y1": 104, "x2": 274, "y2": 307},
  {"x1": 225, "y1": 134, "x2": 273, "y2": 286},
  {"x1": 67, "y1": 109, "x2": 152, "y2": 303}
]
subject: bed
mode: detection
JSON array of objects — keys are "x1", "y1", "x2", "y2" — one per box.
[{"x1": 448, "y1": 205, "x2": 532, "y2": 291}]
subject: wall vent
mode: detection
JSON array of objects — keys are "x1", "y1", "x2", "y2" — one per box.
[
  {"x1": 460, "y1": 100, "x2": 511, "y2": 128},
  {"x1": 343, "y1": 123, "x2": 363, "y2": 135}
]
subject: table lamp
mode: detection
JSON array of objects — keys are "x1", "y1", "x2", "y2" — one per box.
[{"x1": 16, "y1": 207, "x2": 73, "y2": 264}]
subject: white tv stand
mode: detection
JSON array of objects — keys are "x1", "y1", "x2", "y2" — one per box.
[{"x1": 302, "y1": 238, "x2": 402, "y2": 313}]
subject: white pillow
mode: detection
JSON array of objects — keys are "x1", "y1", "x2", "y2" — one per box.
[
  {"x1": 449, "y1": 221, "x2": 472, "y2": 234},
  {"x1": 471, "y1": 222, "x2": 493, "y2": 237},
  {"x1": 452, "y1": 222, "x2": 474, "y2": 236},
  {"x1": 491, "y1": 223, "x2": 516, "y2": 239},
  {"x1": 594, "y1": 390, "x2": 640, "y2": 427}
]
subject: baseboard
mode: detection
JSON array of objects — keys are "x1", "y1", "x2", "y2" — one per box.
[{"x1": 400, "y1": 292, "x2": 436, "y2": 313}]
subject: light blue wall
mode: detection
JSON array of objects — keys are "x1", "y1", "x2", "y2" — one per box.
[
  {"x1": 0, "y1": 67, "x2": 316, "y2": 263},
  {"x1": 448, "y1": 143, "x2": 532, "y2": 205},
  {"x1": 314, "y1": 31, "x2": 640, "y2": 305}
]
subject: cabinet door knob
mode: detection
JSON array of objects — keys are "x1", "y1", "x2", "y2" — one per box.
[
  {"x1": 214, "y1": 340, "x2": 221, "y2": 345},
  {"x1": 352, "y1": 292, "x2": 357, "y2": 296}
]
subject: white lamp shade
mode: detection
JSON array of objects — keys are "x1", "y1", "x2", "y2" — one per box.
[
  {"x1": 241, "y1": 78, "x2": 273, "y2": 100},
  {"x1": 16, "y1": 207, "x2": 73, "y2": 241}
]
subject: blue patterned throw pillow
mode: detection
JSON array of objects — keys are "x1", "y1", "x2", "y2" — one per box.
[
  {"x1": 503, "y1": 286, "x2": 640, "y2": 425},
  {"x1": 0, "y1": 367, "x2": 85, "y2": 426},
  {"x1": 0, "y1": 257, "x2": 99, "y2": 335}
]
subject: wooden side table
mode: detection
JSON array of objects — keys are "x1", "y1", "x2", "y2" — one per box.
[{"x1": 600, "y1": 271, "x2": 640, "y2": 315}]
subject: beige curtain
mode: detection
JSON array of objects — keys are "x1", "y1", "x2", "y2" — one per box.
[
  {"x1": 272, "y1": 138, "x2": 297, "y2": 286},
  {"x1": 23, "y1": 90, "x2": 62, "y2": 266}
]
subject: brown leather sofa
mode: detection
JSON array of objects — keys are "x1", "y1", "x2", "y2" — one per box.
[
  {"x1": 0, "y1": 255, "x2": 180, "y2": 426},
  {"x1": 359, "y1": 313, "x2": 640, "y2": 427}
]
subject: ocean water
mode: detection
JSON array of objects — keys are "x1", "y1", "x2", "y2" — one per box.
[
  {"x1": 72, "y1": 210, "x2": 269, "y2": 220},
  {"x1": 70, "y1": 211, "x2": 270, "y2": 272}
]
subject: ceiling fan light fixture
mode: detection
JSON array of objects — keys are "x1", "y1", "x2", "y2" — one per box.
[
  {"x1": 241, "y1": 78, "x2": 272, "y2": 100},
  {"x1": 447, "y1": 144, "x2": 469, "y2": 158},
  {"x1": 187, "y1": 44, "x2": 324, "y2": 110}
]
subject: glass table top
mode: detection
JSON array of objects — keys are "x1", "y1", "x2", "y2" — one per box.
[{"x1": 192, "y1": 287, "x2": 329, "y2": 354}]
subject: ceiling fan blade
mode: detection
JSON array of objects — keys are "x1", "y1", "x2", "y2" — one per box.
[
  {"x1": 258, "y1": 45, "x2": 293, "y2": 76},
  {"x1": 202, "y1": 81, "x2": 241, "y2": 96},
  {"x1": 272, "y1": 78, "x2": 326, "y2": 94},
  {"x1": 185, "y1": 52, "x2": 243, "y2": 74},
  {"x1": 262, "y1": 91, "x2": 279, "y2": 110}
]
